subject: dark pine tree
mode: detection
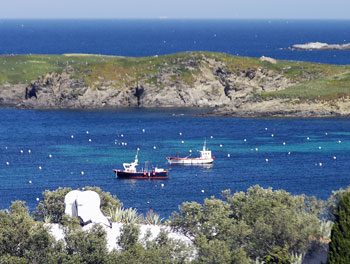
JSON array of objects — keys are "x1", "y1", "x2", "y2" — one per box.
[{"x1": 328, "y1": 192, "x2": 350, "y2": 264}]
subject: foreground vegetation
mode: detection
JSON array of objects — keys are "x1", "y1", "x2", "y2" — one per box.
[
  {"x1": 1, "y1": 52, "x2": 350, "y2": 102},
  {"x1": 0, "y1": 184, "x2": 349, "y2": 263}
]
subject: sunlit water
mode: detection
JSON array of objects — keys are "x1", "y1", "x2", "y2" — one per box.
[{"x1": 1, "y1": 109, "x2": 350, "y2": 217}]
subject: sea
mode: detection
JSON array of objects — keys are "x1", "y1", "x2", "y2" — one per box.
[{"x1": 1, "y1": 19, "x2": 350, "y2": 217}]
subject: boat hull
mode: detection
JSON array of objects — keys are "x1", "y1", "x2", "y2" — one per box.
[
  {"x1": 113, "y1": 169, "x2": 169, "y2": 179},
  {"x1": 166, "y1": 157, "x2": 214, "y2": 165}
]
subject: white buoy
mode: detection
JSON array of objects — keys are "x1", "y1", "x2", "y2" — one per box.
[
  {"x1": 81, "y1": 171, "x2": 85, "y2": 175},
  {"x1": 288, "y1": 152, "x2": 291, "y2": 155},
  {"x1": 6, "y1": 161, "x2": 9, "y2": 166},
  {"x1": 319, "y1": 162, "x2": 323, "y2": 166},
  {"x1": 210, "y1": 136, "x2": 213, "y2": 139},
  {"x1": 137, "y1": 147, "x2": 140, "y2": 151},
  {"x1": 38, "y1": 166, "x2": 42, "y2": 170},
  {"x1": 28, "y1": 149, "x2": 31, "y2": 154},
  {"x1": 20, "y1": 150, "x2": 24, "y2": 154},
  {"x1": 179, "y1": 132, "x2": 182, "y2": 136},
  {"x1": 255, "y1": 148, "x2": 259, "y2": 151},
  {"x1": 227, "y1": 154, "x2": 231, "y2": 158},
  {"x1": 189, "y1": 149, "x2": 192, "y2": 153},
  {"x1": 283, "y1": 142, "x2": 286, "y2": 145},
  {"x1": 271, "y1": 134, "x2": 274, "y2": 137},
  {"x1": 219, "y1": 144, "x2": 223, "y2": 147},
  {"x1": 201, "y1": 190, "x2": 205, "y2": 193},
  {"x1": 161, "y1": 183, "x2": 164, "y2": 188},
  {"x1": 36, "y1": 198, "x2": 40, "y2": 201},
  {"x1": 318, "y1": 146, "x2": 322, "y2": 150},
  {"x1": 5, "y1": 146, "x2": 8, "y2": 150},
  {"x1": 121, "y1": 142, "x2": 125, "y2": 146},
  {"x1": 49, "y1": 154, "x2": 52, "y2": 158},
  {"x1": 243, "y1": 138, "x2": 247, "y2": 142},
  {"x1": 265, "y1": 128, "x2": 268, "y2": 131},
  {"x1": 121, "y1": 134, "x2": 124, "y2": 137},
  {"x1": 181, "y1": 140, "x2": 184, "y2": 144},
  {"x1": 325, "y1": 132, "x2": 328, "y2": 135},
  {"x1": 153, "y1": 146, "x2": 157, "y2": 149},
  {"x1": 29, "y1": 180, "x2": 32, "y2": 184},
  {"x1": 125, "y1": 142, "x2": 127, "y2": 146},
  {"x1": 142, "y1": 129, "x2": 145, "y2": 133},
  {"x1": 307, "y1": 137, "x2": 310, "y2": 140},
  {"x1": 88, "y1": 139, "x2": 92, "y2": 142},
  {"x1": 338, "y1": 140, "x2": 342, "y2": 144},
  {"x1": 86, "y1": 131, "x2": 89, "y2": 134},
  {"x1": 265, "y1": 158, "x2": 269, "y2": 163},
  {"x1": 71, "y1": 135, "x2": 74, "y2": 139},
  {"x1": 333, "y1": 156, "x2": 337, "y2": 160}
]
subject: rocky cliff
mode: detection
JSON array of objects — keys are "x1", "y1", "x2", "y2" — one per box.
[{"x1": 1, "y1": 52, "x2": 350, "y2": 117}]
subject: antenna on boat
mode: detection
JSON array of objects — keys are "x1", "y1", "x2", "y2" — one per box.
[
  {"x1": 135, "y1": 148, "x2": 139, "y2": 164},
  {"x1": 203, "y1": 138, "x2": 207, "y2": 151}
]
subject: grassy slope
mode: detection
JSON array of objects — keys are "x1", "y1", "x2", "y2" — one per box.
[{"x1": 0, "y1": 52, "x2": 349, "y2": 100}]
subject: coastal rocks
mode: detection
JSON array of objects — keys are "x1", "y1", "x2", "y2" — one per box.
[{"x1": 290, "y1": 42, "x2": 350, "y2": 50}]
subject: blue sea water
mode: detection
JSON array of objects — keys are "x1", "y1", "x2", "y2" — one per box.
[
  {"x1": 0, "y1": 19, "x2": 350, "y2": 64},
  {"x1": 1, "y1": 109, "x2": 350, "y2": 217},
  {"x1": 1, "y1": 20, "x2": 350, "y2": 217}
]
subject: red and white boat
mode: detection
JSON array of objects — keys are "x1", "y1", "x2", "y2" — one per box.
[
  {"x1": 113, "y1": 151, "x2": 169, "y2": 179},
  {"x1": 166, "y1": 140, "x2": 215, "y2": 165}
]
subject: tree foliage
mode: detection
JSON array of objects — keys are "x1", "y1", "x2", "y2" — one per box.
[
  {"x1": 170, "y1": 185, "x2": 323, "y2": 260},
  {"x1": 328, "y1": 192, "x2": 350, "y2": 263}
]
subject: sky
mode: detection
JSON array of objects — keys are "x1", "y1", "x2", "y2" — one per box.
[{"x1": 1, "y1": 0, "x2": 350, "y2": 19}]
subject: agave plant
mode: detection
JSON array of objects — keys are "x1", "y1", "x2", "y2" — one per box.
[
  {"x1": 109, "y1": 206, "x2": 124, "y2": 223},
  {"x1": 291, "y1": 252, "x2": 305, "y2": 264},
  {"x1": 319, "y1": 219, "x2": 333, "y2": 240},
  {"x1": 145, "y1": 209, "x2": 164, "y2": 225},
  {"x1": 43, "y1": 214, "x2": 53, "y2": 224},
  {"x1": 123, "y1": 208, "x2": 140, "y2": 224}
]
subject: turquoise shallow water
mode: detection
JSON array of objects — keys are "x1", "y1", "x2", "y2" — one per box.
[{"x1": 1, "y1": 108, "x2": 350, "y2": 217}]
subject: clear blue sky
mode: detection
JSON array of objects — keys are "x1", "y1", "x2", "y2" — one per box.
[{"x1": 1, "y1": 0, "x2": 350, "y2": 19}]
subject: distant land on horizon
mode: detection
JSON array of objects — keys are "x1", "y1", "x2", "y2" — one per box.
[{"x1": 0, "y1": 52, "x2": 350, "y2": 118}]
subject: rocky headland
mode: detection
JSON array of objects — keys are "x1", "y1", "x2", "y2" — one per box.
[{"x1": 0, "y1": 52, "x2": 350, "y2": 117}]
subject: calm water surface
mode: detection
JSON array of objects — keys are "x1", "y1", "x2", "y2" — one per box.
[{"x1": 1, "y1": 109, "x2": 350, "y2": 217}]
